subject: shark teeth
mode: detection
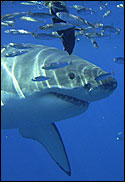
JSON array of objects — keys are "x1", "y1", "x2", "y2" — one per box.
[{"x1": 52, "y1": 92, "x2": 87, "y2": 107}]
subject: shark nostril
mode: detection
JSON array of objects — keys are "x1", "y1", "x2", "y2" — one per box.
[{"x1": 84, "y1": 83, "x2": 91, "y2": 90}]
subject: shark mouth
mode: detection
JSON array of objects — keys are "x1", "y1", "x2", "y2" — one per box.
[{"x1": 51, "y1": 92, "x2": 88, "y2": 107}]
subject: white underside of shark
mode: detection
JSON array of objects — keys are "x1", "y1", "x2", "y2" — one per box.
[{"x1": 1, "y1": 44, "x2": 117, "y2": 175}]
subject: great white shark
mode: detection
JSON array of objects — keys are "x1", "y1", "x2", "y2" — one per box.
[{"x1": 1, "y1": 44, "x2": 117, "y2": 176}]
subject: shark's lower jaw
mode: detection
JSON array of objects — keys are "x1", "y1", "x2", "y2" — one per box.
[{"x1": 51, "y1": 92, "x2": 89, "y2": 107}]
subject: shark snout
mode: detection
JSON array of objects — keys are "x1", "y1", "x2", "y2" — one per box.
[{"x1": 101, "y1": 77, "x2": 117, "y2": 91}]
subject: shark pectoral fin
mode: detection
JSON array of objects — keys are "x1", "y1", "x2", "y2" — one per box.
[{"x1": 19, "y1": 123, "x2": 71, "y2": 176}]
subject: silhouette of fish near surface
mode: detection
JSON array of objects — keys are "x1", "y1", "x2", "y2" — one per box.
[{"x1": 46, "y1": 1, "x2": 75, "y2": 55}]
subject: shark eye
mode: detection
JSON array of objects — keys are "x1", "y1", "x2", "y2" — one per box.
[
  {"x1": 57, "y1": 12, "x2": 61, "y2": 17},
  {"x1": 68, "y1": 72, "x2": 75, "y2": 80}
]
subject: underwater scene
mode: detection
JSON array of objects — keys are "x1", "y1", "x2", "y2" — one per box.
[{"x1": 1, "y1": 1, "x2": 124, "y2": 181}]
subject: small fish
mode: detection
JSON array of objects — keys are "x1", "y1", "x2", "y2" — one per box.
[
  {"x1": 44, "y1": 1, "x2": 66, "y2": 10},
  {"x1": 99, "y1": 2, "x2": 108, "y2": 10},
  {"x1": 1, "y1": 12, "x2": 27, "y2": 21},
  {"x1": 75, "y1": 30, "x2": 84, "y2": 37},
  {"x1": 90, "y1": 39, "x2": 99, "y2": 48},
  {"x1": 95, "y1": 72, "x2": 114, "y2": 81},
  {"x1": 93, "y1": 22, "x2": 103, "y2": 28},
  {"x1": 8, "y1": 43, "x2": 33, "y2": 49},
  {"x1": 20, "y1": 2, "x2": 36, "y2": 6},
  {"x1": 42, "y1": 61, "x2": 72, "y2": 70},
  {"x1": 113, "y1": 57, "x2": 124, "y2": 64},
  {"x1": 117, "y1": 131, "x2": 123, "y2": 136},
  {"x1": 4, "y1": 29, "x2": 32, "y2": 35},
  {"x1": 75, "y1": 27, "x2": 94, "y2": 37},
  {"x1": 32, "y1": 32, "x2": 61, "y2": 40},
  {"x1": 20, "y1": 16, "x2": 44, "y2": 23},
  {"x1": 116, "y1": 131, "x2": 124, "y2": 141},
  {"x1": 76, "y1": 38, "x2": 80, "y2": 42},
  {"x1": 32, "y1": 76, "x2": 50, "y2": 82},
  {"x1": 39, "y1": 23, "x2": 74, "y2": 32},
  {"x1": 20, "y1": 1, "x2": 42, "y2": 6},
  {"x1": 103, "y1": 10, "x2": 111, "y2": 18},
  {"x1": 70, "y1": 5, "x2": 83, "y2": 10},
  {"x1": 77, "y1": 7, "x2": 96, "y2": 15},
  {"x1": 101, "y1": 25, "x2": 121, "y2": 34},
  {"x1": 117, "y1": 4, "x2": 124, "y2": 8},
  {"x1": 4, "y1": 50, "x2": 28, "y2": 57},
  {"x1": 56, "y1": 12, "x2": 86, "y2": 28},
  {"x1": 50, "y1": 1, "x2": 67, "y2": 11},
  {"x1": 116, "y1": 136, "x2": 124, "y2": 141},
  {"x1": 56, "y1": 12, "x2": 95, "y2": 28},
  {"x1": 51, "y1": 32, "x2": 58, "y2": 36},
  {"x1": 1, "y1": 20, "x2": 15, "y2": 27},
  {"x1": 84, "y1": 32, "x2": 105, "y2": 38},
  {"x1": 28, "y1": 11, "x2": 55, "y2": 19}
]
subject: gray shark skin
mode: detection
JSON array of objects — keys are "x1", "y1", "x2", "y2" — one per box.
[{"x1": 1, "y1": 44, "x2": 117, "y2": 176}]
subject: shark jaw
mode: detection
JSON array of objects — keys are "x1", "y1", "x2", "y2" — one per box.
[{"x1": 1, "y1": 91, "x2": 89, "y2": 129}]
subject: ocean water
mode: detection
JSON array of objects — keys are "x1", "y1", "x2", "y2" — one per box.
[{"x1": 1, "y1": 1, "x2": 124, "y2": 181}]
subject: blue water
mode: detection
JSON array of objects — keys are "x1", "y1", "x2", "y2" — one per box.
[{"x1": 1, "y1": 1, "x2": 124, "y2": 181}]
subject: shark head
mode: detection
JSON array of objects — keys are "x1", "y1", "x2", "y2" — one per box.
[
  {"x1": 43, "y1": 55, "x2": 117, "y2": 103},
  {"x1": 1, "y1": 45, "x2": 117, "y2": 125}
]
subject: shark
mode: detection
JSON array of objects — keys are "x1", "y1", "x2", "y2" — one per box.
[{"x1": 1, "y1": 44, "x2": 117, "y2": 176}]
